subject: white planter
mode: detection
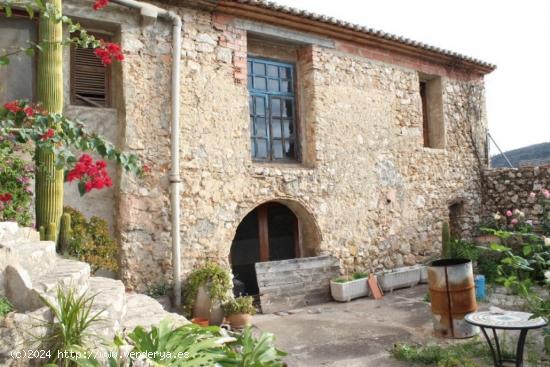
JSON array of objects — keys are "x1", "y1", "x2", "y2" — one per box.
[
  {"x1": 330, "y1": 278, "x2": 369, "y2": 302},
  {"x1": 378, "y1": 266, "x2": 421, "y2": 292}
]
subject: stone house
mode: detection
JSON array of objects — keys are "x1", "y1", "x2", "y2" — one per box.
[{"x1": 0, "y1": 0, "x2": 495, "y2": 296}]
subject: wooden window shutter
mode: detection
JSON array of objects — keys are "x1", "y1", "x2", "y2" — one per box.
[{"x1": 70, "y1": 32, "x2": 111, "y2": 107}]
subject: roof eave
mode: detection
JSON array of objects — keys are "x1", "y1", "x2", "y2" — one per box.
[{"x1": 215, "y1": 0, "x2": 496, "y2": 75}]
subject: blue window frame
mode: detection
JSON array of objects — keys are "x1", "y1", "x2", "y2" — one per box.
[{"x1": 247, "y1": 57, "x2": 297, "y2": 161}]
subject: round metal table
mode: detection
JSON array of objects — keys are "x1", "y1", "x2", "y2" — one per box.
[{"x1": 465, "y1": 311, "x2": 548, "y2": 367}]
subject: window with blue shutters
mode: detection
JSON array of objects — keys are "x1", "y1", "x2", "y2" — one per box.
[{"x1": 247, "y1": 57, "x2": 298, "y2": 161}]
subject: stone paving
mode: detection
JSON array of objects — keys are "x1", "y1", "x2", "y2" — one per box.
[
  {"x1": 253, "y1": 285, "x2": 432, "y2": 366},
  {"x1": 253, "y1": 284, "x2": 549, "y2": 367}
]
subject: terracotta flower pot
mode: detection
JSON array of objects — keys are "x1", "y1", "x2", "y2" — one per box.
[
  {"x1": 191, "y1": 317, "x2": 209, "y2": 327},
  {"x1": 227, "y1": 313, "x2": 252, "y2": 329}
]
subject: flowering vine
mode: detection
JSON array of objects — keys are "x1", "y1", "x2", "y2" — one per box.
[
  {"x1": 67, "y1": 154, "x2": 113, "y2": 195},
  {"x1": 0, "y1": 100, "x2": 143, "y2": 196},
  {"x1": 0, "y1": 0, "x2": 123, "y2": 68}
]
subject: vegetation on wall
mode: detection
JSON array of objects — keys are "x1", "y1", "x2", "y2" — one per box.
[
  {"x1": 0, "y1": 139, "x2": 33, "y2": 226},
  {"x1": 62, "y1": 206, "x2": 118, "y2": 274}
]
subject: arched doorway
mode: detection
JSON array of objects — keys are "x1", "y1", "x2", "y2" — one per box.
[{"x1": 230, "y1": 202, "x2": 300, "y2": 296}]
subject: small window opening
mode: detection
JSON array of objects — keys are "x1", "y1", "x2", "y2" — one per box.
[
  {"x1": 420, "y1": 76, "x2": 444, "y2": 149},
  {"x1": 70, "y1": 31, "x2": 112, "y2": 107}
]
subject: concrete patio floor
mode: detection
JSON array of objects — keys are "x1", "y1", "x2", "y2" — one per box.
[{"x1": 253, "y1": 285, "x2": 434, "y2": 366}]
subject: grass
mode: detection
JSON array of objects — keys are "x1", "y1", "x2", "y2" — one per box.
[
  {"x1": 0, "y1": 296, "x2": 13, "y2": 318},
  {"x1": 391, "y1": 340, "x2": 515, "y2": 367}
]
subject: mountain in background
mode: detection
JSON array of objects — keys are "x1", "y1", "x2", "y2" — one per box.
[{"x1": 491, "y1": 142, "x2": 550, "y2": 168}]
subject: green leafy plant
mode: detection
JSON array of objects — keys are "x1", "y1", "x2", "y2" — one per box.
[
  {"x1": 449, "y1": 238, "x2": 484, "y2": 262},
  {"x1": 146, "y1": 282, "x2": 170, "y2": 299},
  {"x1": 37, "y1": 287, "x2": 104, "y2": 367},
  {"x1": 222, "y1": 296, "x2": 256, "y2": 316},
  {"x1": 62, "y1": 207, "x2": 118, "y2": 274},
  {"x1": 125, "y1": 320, "x2": 228, "y2": 366},
  {"x1": 352, "y1": 271, "x2": 368, "y2": 279},
  {"x1": 221, "y1": 327, "x2": 287, "y2": 367},
  {"x1": 0, "y1": 139, "x2": 33, "y2": 226},
  {"x1": 0, "y1": 295, "x2": 13, "y2": 318},
  {"x1": 183, "y1": 262, "x2": 232, "y2": 317},
  {"x1": 391, "y1": 340, "x2": 510, "y2": 367}
]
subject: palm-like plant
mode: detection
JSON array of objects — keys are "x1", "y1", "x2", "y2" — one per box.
[{"x1": 37, "y1": 287, "x2": 104, "y2": 367}]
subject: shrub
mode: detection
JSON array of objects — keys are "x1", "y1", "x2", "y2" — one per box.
[
  {"x1": 222, "y1": 296, "x2": 256, "y2": 316},
  {"x1": 62, "y1": 207, "x2": 118, "y2": 274},
  {"x1": 0, "y1": 296, "x2": 13, "y2": 318},
  {"x1": 146, "y1": 282, "x2": 170, "y2": 298},
  {"x1": 183, "y1": 262, "x2": 232, "y2": 317},
  {"x1": 0, "y1": 138, "x2": 33, "y2": 226}
]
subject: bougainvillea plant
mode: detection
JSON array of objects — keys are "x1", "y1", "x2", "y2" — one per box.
[
  {"x1": 0, "y1": 0, "x2": 121, "y2": 67},
  {"x1": 0, "y1": 100, "x2": 143, "y2": 196},
  {"x1": 0, "y1": 138, "x2": 34, "y2": 226}
]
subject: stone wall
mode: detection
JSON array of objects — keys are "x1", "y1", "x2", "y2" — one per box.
[
  {"x1": 59, "y1": 1, "x2": 490, "y2": 291},
  {"x1": 484, "y1": 165, "x2": 550, "y2": 224}
]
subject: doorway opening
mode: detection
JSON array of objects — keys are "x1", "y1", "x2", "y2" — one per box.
[{"x1": 230, "y1": 202, "x2": 300, "y2": 296}]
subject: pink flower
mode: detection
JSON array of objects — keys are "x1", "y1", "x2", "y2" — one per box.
[
  {"x1": 529, "y1": 192, "x2": 536, "y2": 198},
  {"x1": 511, "y1": 218, "x2": 518, "y2": 225},
  {"x1": 505, "y1": 210, "x2": 513, "y2": 217},
  {"x1": 543, "y1": 189, "x2": 550, "y2": 199}
]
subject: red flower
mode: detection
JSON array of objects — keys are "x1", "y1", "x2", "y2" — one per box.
[
  {"x1": 142, "y1": 164, "x2": 151, "y2": 173},
  {"x1": 0, "y1": 193, "x2": 12, "y2": 202},
  {"x1": 93, "y1": 0, "x2": 109, "y2": 10},
  {"x1": 23, "y1": 106, "x2": 35, "y2": 117},
  {"x1": 40, "y1": 128, "x2": 55, "y2": 141},
  {"x1": 94, "y1": 41, "x2": 124, "y2": 66},
  {"x1": 67, "y1": 155, "x2": 112, "y2": 195},
  {"x1": 4, "y1": 101, "x2": 21, "y2": 113}
]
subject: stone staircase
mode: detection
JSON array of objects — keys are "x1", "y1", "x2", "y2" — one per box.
[{"x1": 0, "y1": 222, "x2": 187, "y2": 365}]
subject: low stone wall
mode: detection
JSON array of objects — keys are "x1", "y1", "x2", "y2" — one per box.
[{"x1": 484, "y1": 165, "x2": 550, "y2": 223}]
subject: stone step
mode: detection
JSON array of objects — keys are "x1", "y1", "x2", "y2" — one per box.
[
  {"x1": 0, "y1": 241, "x2": 56, "y2": 296},
  {"x1": 122, "y1": 293, "x2": 188, "y2": 331},
  {"x1": 6, "y1": 258, "x2": 91, "y2": 312},
  {"x1": 0, "y1": 222, "x2": 40, "y2": 245},
  {"x1": 87, "y1": 277, "x2": 126, "y2": 340}
]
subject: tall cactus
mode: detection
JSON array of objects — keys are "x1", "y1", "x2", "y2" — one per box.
[
  {"x1": 441, "y1": 221, "x2": 452, "y2": 259},
  {"x1": 35, "y1": 0, "x2": 65, "y2": 241}
]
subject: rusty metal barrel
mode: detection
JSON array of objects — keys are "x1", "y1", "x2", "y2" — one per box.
[{"x1": 428, "y1": 259, "x2": 478, "y2": 338}]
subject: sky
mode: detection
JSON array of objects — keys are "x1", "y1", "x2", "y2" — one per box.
[{"x1": 272, "y1": 0, "x2": 550, "y2": 154}]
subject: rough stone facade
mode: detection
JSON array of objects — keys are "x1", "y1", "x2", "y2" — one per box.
[
  {"x1": 484, "y1": 165, "x2": 550, "y2": 225},
  {"x1": 55, "y1": 1, "x2": 491, "y2": 291}
]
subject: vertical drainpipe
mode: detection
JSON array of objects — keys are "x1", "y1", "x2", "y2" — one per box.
[{"x1": 109, "y1": 0, "x2": 183, "y2": 308}]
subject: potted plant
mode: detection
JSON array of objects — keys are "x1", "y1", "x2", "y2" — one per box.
[
  {"x1": 222, "y1": 296, "x2": 256, "y2": 329},
  {"x1": 183, "y1": 262, "x2": 232, "y2": 326},
  {"x1": 330, "y1": 272, "x2": 369, "y2": 302}
]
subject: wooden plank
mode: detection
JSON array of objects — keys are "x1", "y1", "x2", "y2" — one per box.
[{"x1": 255, "y1": 256, "x2": 340, "y2": 313}]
